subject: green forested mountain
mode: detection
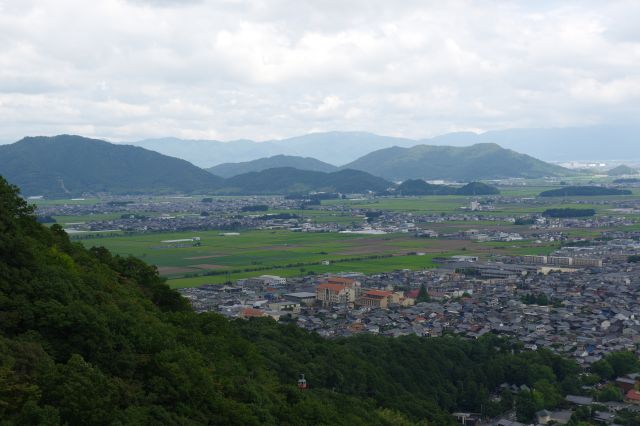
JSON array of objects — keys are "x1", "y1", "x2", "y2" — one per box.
[
  {"x1": 208, "y1": 155, "x2": 338, "y2": 177},
  {"x1": 0, "y1": 175, "x2": 585, "y2": 425},
  {"x1": 217, "y1": 167, "x2": 391, "y2": 194},
  {"x1": 343, "y1": 143, "x2": 570, "y2": 181},
  {"x1": 0, "y1": 135, "x2": 223, "y2": 197},
  {"x1": 397, "y1": 180, "x2": 500, "y2": 196}
]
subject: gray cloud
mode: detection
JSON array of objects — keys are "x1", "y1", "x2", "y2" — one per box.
[{"x1": 0, "y1": 0, "x2": 638, "y2": 142}]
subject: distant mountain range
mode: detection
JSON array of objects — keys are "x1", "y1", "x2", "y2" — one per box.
[
  {"x1": 133, "y1": 132, "x2": 415, "y2": 167},
  {"x1": 0, "y1": 134, "x2": 584, "y2": 197},
  {"x1": 424, "y1": 125, "x2": 640, "y2": 162},
  {"x1": 209, "y1": 155, "x2": 337, "y2": 178},
  {"x1": 0, "y1": 135, "x2": 390, "y2": 197},
  {"x1": 0, "y1": 135, "x2": 222, "y2": 197},
  {"x1": 126, "y1": 125, "x2": 640, "y2": 167},
  {"x1": 343, "y1": 143, "x2": 569, "y2": 181}
]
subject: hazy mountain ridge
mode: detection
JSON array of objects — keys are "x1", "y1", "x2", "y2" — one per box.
[
  {"x1": 342, "y1": 143, "x2": 570, "y2": 181},
  {"x1": 424, "y1": 125, "x2": 640, "y2": 162},
  {"x1": 127, "y1": 126, "x2": 640, "y2": 167},
  {"x1": 208, "y1": 155, "x2": 338, "y2": 178},
  {"x1": 0, "y1": 135, "x2": 222, "y2": 197},
  {"x1": 132, "y1": 132, "x2": 417, "y2": 167}
]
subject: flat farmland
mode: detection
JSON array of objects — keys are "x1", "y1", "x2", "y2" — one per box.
[
  {"x1": 322, "y1": 193, "x2": 640, "y2": 218},
  {"x1": 78, "y1": 229, "x2": 558, "y2": 288}
]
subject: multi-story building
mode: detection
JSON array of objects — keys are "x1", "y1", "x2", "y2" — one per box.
[
  {"x1": 572, "y1": 258, "x2": 603, "y2": 268},
  {"x1": 357, "y1": 290, "x2": 398, "y2": 309},
  {"x1": 523, "y1": 255, "x2": 548, "y2": 265},
  {"x1": 548, "y1": 256, "x2": 573, "y2": 266},
  {"x1": 316, "y1": 283, "x2": 356, "y2": 306}
]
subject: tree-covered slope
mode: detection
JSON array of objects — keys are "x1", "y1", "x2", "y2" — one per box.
[
  {"x1": 539, "y1": 186, "x2": 632, "y2": 197},
  {"x1": 208, "y1": 155, "x2": 338, "y2": 178},
  {"x1": 0, "y1": 175, "x2": 586, "y2": 425},
  {"x1": 0, "y1": 135, "x2": 223, "y2": 197},
  {"x1": 343, "y1": 143, "x2": 570, "y2": 181},
  {"x1": 397, "y1": 180, "x2": 499, "y2": 196},
  {"x1": 217, "y1": 167, "x2": 391, "y2": 194}
]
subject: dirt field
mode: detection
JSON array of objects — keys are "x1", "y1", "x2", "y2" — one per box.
[
  {"x1": 157, "y1": 266, "x2": 197, "y2": 275},
  {"x1": 185, "y1": 254, "x2": 227, "y2": 260},
  {"x1": 190, "y1": 264, "x2": 227, "y2": 270}
]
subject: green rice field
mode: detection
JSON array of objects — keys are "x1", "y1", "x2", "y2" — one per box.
[{"x1": 78, "y1": 229, "x2": 559, "y2": 288}]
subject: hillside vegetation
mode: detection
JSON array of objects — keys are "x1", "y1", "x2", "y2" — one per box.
[
  {"x1": 539, "y1": 186, "x2": 632, "y2": 197},
  {"x1": 0, "y1": 175, "x2": 584, "y2": 425},
  {"x1": 343, "y1": 143, "x2": 570, "y2": 181}
]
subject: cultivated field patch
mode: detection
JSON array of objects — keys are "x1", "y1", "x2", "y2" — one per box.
[{"x1": 190, "y1": 264, "x2": 227, "y2": 270}]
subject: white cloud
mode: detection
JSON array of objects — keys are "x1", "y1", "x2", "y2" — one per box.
[{"x1": 0, "y1": 0, "x2": 638, "y2": 142}]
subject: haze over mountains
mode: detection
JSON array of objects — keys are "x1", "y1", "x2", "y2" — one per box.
[
  {"x1": 128, "y1": 125, "x2": 640, "y2": 167},
  {"x1": 424, "y1": 125, "x2": 640, "y2": 162},
  {"x1": 134, "y1": 132, "x2": 415, "y2": 168}
]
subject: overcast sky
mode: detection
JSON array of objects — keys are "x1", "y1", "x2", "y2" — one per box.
[{"x1": 0, "y1": 0, "x2": 639, "y2": 142}]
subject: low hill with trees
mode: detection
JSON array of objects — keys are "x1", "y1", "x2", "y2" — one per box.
[
  {"x1": 542, "y1": 208, "x2": 596, "y2": 218},
  {"x1": 217, "y1": 167, "x2": 391, "y2": 195},
  {"x1": 539, "y1": 186, "x2": 632, "y2": 197},
  {"x1": 397, "y1": 180, "x2": 499, "y2": 196},
  {"x1": 343, "y1": 143, "x2": 571, "y2": 181}
]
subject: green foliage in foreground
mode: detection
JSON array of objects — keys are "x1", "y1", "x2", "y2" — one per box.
[{"x1": 0, "y1": 175, "x2": 582, "y2": 425}]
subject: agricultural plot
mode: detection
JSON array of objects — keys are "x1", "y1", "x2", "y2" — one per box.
[
  {"x1": 79, "y1": 229, "x2": 558, "y2": 288},
  {"x1": 321, "y1": 192, "x2": 640, "y2": 218}
]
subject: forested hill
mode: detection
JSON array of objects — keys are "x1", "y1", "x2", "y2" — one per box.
[
  {"x1": 208, "y1": 155, "x2": 338, "y2": 177},
  {"x1": 539, "y1": 186, "x2": 632, "y2": 197},
  {"x1": 0, "y1": 135, "x2": 222, "y2": 197},
  {"x1": 217, "y1": 167, "x2": 391, "y2": 194},
  {"x1": 343, "y1": 143, "x2": 570, "y2": 181},
  {"x1": 397, "y1": 180, "x2": 500, "y2": 196},
  {"x1": 0, "y1": 175, "x2": 585, "y2": 425}
]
